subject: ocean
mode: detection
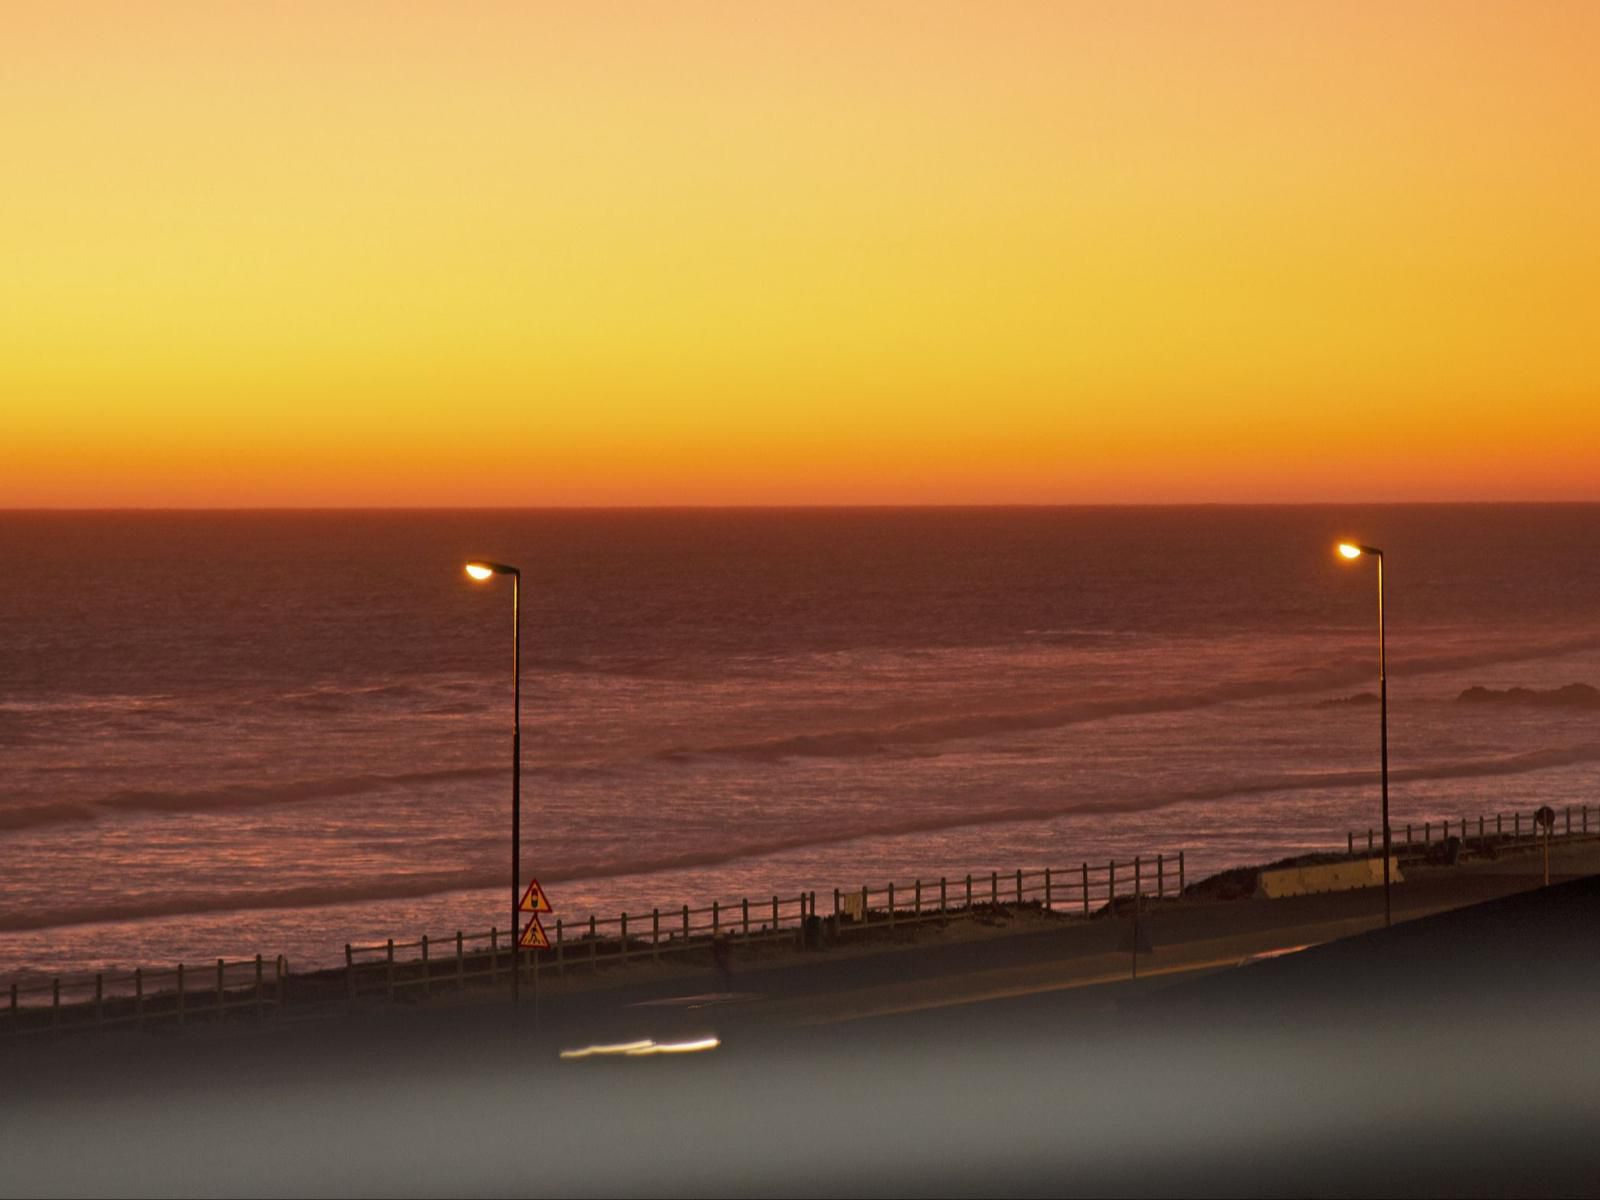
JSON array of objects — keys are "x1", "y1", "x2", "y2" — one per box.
[{"x1": 3, "y1": 505, "x2": 1599, "y2": 980}]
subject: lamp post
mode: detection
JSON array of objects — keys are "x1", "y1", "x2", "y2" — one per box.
[
  {"x1": 466, "y1": 559, "x2": 522, "y2": 1004},
  {"x1": 1337, "y1": 541, "x2": 1390, "y2": 927}
]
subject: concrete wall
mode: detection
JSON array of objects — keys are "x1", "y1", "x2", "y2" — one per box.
[{"x1": 1257, "y1": 857, "x2": 1403, "y2": 899}]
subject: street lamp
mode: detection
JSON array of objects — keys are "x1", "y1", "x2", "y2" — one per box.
[
  {"x1": 465, "y1": 559, "x2": 523, "y2": 1004},
  {"x1": 1336, "y1": 541, "x2": 1390, "y2": 927}
]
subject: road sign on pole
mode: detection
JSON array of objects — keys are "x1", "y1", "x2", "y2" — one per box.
[
  {"x1": 519, "y1": 879, "x2": 554, "y2": 914},
  {"x1": 1535, "y1": 806, "x2": 1556, "y2": 886},
  {"x1": 519, "y1": 916, "x2": 550, "y2": 949}
]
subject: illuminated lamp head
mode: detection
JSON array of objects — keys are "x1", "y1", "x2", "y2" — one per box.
[{"x1": 1336, "y1": 542, "x2": 1381, "y2": 560}]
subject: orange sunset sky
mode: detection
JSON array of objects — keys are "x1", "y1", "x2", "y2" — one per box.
[{"x1": 3, "y1": 1, "x2": 1597, "y2": 508}]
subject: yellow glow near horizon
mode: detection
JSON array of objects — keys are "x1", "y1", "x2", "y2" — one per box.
[{"x1": 4, "y1": 2, "x2": 1598, "y2": 507}]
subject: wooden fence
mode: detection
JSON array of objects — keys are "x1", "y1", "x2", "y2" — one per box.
[
  {"x1": 343, "y1": 891, "x2": 815, "y2": 1003},
  {"x1": 1346, "y1": 802, "x2": 1600, "y2": 856},
  {"x1": 829, "y1": 853, "x2": 1185, "y2": 938},
  {"x1": 4, "y1": 955, "x2": 289, "y2": 1038},
  {"x1": 341, "y1": 853, "x2": 1187, "y2": 1001}
]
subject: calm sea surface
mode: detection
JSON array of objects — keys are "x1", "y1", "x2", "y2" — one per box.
[{"x1": 3, "y1": 506, "x2": 1599, "y2": 978}]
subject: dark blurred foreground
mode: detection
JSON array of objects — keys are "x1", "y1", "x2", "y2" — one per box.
[{"x1": 5, "y1": 876, "x2": 1600, "y2": 1197}]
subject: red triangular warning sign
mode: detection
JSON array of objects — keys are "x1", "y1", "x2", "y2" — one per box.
[
  {"x1": 518, "y1": 879, "x2": 553, "y2": 914},
  {"x1": 518, "y1": 916, "x2": 550, "y2": 949}
]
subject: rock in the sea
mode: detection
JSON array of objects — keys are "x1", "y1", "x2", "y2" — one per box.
[{"x1": 1457, "y1": 683, "x2": 1600, "y2": 708}]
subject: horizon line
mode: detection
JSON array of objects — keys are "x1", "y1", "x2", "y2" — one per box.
[{"x1": 5, "y1": 498, "x2": 1600, "y2": 514}]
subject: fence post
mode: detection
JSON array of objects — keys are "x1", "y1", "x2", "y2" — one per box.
[
  {"x1": 653, "y1": 909, "x2": 661, "y2": 962},
  {"x1": 965, "y1": 874, "x2": 973, "y2": 909},
  {"x1": 888, "y1": 882, "x2": 895, "y2": 930},
  {"x1": 1082, "y1": 862, "x2": 1090, "y2": 916},
  {"x1": 1497, "y1": 813, "x2": 1503, "y2": 834},
  {"x1": 1179, "y1": 850, "x2": 1185, "y2": 895},
  {"x1": 558, "y1": 919, "x2": 567, "y2": 976},
  {"x1": 990, "y1": 871, "x2": 998, "y2": 907},
  {"x1": 742, "y1": 898, "x2": 750, "y2": 940},
  {"x1": 490, "y1": 927, "x2": 499, "y2": 983},
  {"x1": 1404, "y1": 824, "x2": 1411, "y2": 847},
  {"x1": 1108, "y1": 860, "x2": 1116, "y2": 906},
  {"x1": 255, "y1": 955, "x2": 264, "y2": 1019},
  {"x1": 1156, "y1": 856, "x2": 1164, "y2": 899},
  {"x1": 385, "y1": 941, "x2": 395, "y2": 1003},
  {"x1": 1348, "y1": 831, "x2": 1354, "y2": 856},
  {"x1": 914, "y1": 879, "x2": 922, "y2": 916},
  {"x1": 135, "y1": 968, "x2": 143, "y2": 1027},
  {"x1": 95, "y1": 973, "x2": 103, "y2": 1027},
  {"x1": 1514, "y1": 812, "x2": 1520, "y2": 837},
  {"x1": 345, "y1": 944, "x2": 354, "y2": 1003},
  {"x1": 772, "y1": 896, "x2": 780, "y2": 937},
  {"x1": 53, "y1": 978, "x2": 60, "y2": 1029},
  {"x1": 420, "y1": 935, "x2": 430, "y2": 998},
  {"x1": 1134, "y1": 856, "x2": 1142, "y2": 897},
  {"x1": 176, "y1": 964, "x2": 185, "y2": 1027},
  {"x1": 1565, "y1": 807, "x2": 1571, "y2": 835},
  {"x1": 682, "y1": 905, "x2": 689, "y2": 943},
  {"x1": 456, "y1": 932, "x2": 464, "y2": 991},
  {"x1": 1016, "y1": 869, "x2": 1023, "y2": 905},
  {"x1": 861, "y1": 885, "x2": 869, "y2": 925},
  {"x1": 712, "y1": 900, "x2": 720, "y2": 936},
  {"x1": 620, "y1": 913, "x2": 629, "y2": 963},
  {"x1": 590, "y1": 916, "x2": 598, "y2": 974}
]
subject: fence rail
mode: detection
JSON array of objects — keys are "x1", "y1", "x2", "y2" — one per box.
[
  {"x1": 4, "y1": 955, "x2": 288, "y2": 1038},
  {"x1": 342, "y1": 891, "x2": 815, "y2": 1003},
  {"x1": 339, "y1": 853, "x2": 1189, "y2": 1002},
  {"x1": 1345, "y1": 803, "x2": 1600, "y2": 856},
  {"x1": 829, "y1": 853, "x2": 1186, "y2": 939},
  {"x1": 9, "y1": 801, "x2": 1598, "y2": 1038}
]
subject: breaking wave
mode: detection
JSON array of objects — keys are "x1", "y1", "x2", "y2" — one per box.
[
  {"x1": 0, "y1": 760, "x2": 627, "y2": 834},
  {"x1": 0, "y1": 802, "x2": 99, "y2": 832},
  {"x1": 1458, "y1": 683, "x2": 1600, "y2": 709},
  {"x1": 0, "y1": 767, "x2": 504, "y2": 833},
  {"x1": 98, "y1": 767, "x2": 505, "y2": 813}
]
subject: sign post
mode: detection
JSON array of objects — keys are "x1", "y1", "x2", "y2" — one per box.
[
  {"x1": 518, "y1": 878, "x2": 555, "y2": 1022},
  {"x1": 1118, "y1": 891, "x2": 1154, "y2": 980},
  {"x1": 1535, "y1": 806, "x2": 1556, "y2": 886}
]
